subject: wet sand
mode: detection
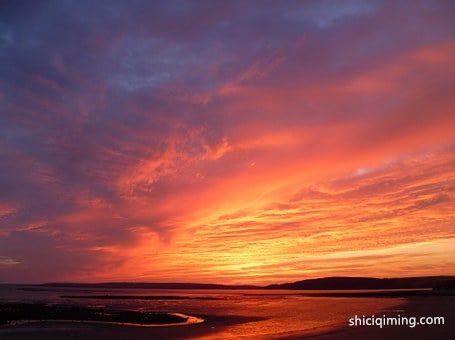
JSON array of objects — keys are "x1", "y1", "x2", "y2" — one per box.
[
  {"x1": 297, "y1": 296, "x2": 455, "y2": 340},
  {"x1": 61, "y1": 294, "x2": 222, "y2": 300},
  {"x1": 0, "y1": 314, "x2": 262, "y2": 339},
  {"x1": 1, "y1": 296, "x2": 453, "y2": 339},
  {"x1": 0, "y1": 303, "x2": 193, "y2": 326}
]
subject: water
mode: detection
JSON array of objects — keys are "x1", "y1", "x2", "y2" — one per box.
[{"x1": 0, "y1": 285, "x2": 405, "y2": 338}]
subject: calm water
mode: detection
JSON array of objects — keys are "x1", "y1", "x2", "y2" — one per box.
[{"x1": 0, "y1": 285, "x2": 405, "y2": 338}]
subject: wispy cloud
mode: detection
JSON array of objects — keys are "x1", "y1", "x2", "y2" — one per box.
[{"x1": 0, "y1": 0, "x2": 453, "y2": 283}]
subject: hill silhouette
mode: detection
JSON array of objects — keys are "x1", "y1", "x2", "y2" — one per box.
[
  {"x1": 265, "y1": 276, "x2": 455, "y2": 290},
  {"x1": 38, "y1": 276, "x2": 455, "y2": 290},
  {"x1": 40, "y1": 282, "x2": 257, "y2": 290}
]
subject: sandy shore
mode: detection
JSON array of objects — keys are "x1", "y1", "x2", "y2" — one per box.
[
  {"x1": 0, "y1": 314, "x2": 263, "y2": 339},
  {"x1": 1, "y1": 296, "x2": 453, "y2": 339},
  {"x1": 296, "y1": 296, "x2": 455, "y2": 340}
]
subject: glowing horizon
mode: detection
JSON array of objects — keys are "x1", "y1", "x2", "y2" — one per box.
[{"x1": 0, "y1": 0, "x2": 454, "y2": 284}]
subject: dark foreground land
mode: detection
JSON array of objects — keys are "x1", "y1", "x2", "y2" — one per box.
[
  {"x1": 0, "y1": 303, "x2": 189, "y2": 326},
  {"x1": 0, "y1": 301, "x2": 258, "y2": 339},
  {"x1": 300, "y1": 296, "x2": 455, "y2": 340},
  {"x1": 0, "y1": 293, "x2": 453, "y2": 339}
]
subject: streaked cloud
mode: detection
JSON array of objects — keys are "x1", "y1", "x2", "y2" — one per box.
[{"x1": 0, "y1": 0, "x2": 453, "y2": 283}]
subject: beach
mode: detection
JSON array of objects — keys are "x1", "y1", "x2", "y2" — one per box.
[
  {"x1": 305, "y1": 296, "x2": 455, "y2": 340},
  {"x1": 1, "y1": 286, "x2": 453, "y2": 339},
  {"x1": 0, "y1": 314, "x2": 259, "y2": 339}
]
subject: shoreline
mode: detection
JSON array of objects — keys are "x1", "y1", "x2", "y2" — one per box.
[
  {"x1": 0, "y1": 314, "x2": 262, "y2": 339},
  {"x1": 60, "y1": 294, "x2": 222, "y2": 300},
  {"x1": 296, "y1": 296, "x2": 455, "y2": 339},
  {"x1": 1, "y1": 293, "x2": 453, "y2": 339},
  {"x1": 3, "y1": 312, "x2": 204, "y2": 328},
  {"x1": 0, "y1": 303, "x2": 198, "y2": 328}
]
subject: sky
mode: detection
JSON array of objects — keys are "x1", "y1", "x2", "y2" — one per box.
[{"x1": 0, "y1": 0, "x2": 454, "y2": 284}]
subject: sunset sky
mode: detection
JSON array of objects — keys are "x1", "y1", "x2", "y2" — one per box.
[{"x1": 0, "y1": 0, "x2": 454, "y2": 284}]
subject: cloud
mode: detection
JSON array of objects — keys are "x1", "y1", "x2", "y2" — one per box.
[{"x1": 0, "y1": 0, "x2": 454, "y2": 283}]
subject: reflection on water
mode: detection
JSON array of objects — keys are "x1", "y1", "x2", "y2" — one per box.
[{"x1": 0, "y1": 286, "x2": 405, "y2": 338}]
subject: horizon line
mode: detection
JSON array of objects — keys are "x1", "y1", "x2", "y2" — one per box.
[{"x1": 2, "y1": 274, "x2": 455, "y2": 287}]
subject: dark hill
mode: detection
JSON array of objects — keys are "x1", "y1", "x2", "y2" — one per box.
[
  {"x1": 40, "y1": 282, "x2": 258, "y2": 290},
  {"x1": 265, "y1": 276, "x2": 455, "y2": 290},
  {"x1": 38, "y1": 276, "x2": 455, "y2": 290}
]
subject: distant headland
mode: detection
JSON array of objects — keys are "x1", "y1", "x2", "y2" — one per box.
[{"x1": 32, "y1": 275, "x2": 455, "y2": 291}]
